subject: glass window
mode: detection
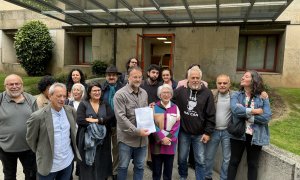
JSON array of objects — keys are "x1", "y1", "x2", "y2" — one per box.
[
  {"x1": 237, "y1": 36, "x2": 246, "y2": 69},
  {"x1": 78, "y1": 36, "x2": 92, "y2": 64},
  {"x1": 237, "y1": 35, "x2": 278, "y2": 72}
]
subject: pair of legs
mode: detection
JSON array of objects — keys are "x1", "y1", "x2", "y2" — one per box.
[
  {"x1": 117, "y1": 142, "x2": 147, "y2": 180},
  {"x1": 0, "y1": 148, "x2": 36, "y2": 180},
  {"x1": 178, "y1": 131, "x2": 206, "y2": 180},
  {"x1": 38, "y1": 163, "x2": 73, "y2": 180},
  {"x1": 111, "y1": 127, "x2": 119, "y2": 178},
  {"x1": 205, "y1": 129, "x2": 231, "y2": 180},
  {"x1": 227, "y1": 134, "x2": 262, "y2": 180},
  {"x1": 188, "y1": 146, "x2": 195, "y2": 169},
  {"x1": 152, "y1": 154, "x2": 174, "y2": 180}
]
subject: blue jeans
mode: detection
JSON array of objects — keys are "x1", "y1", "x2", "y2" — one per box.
[
  {"x1": 205, "y1": 129, "x2": 231, "y2": 180},
  {"x1": 117, "y1": 142, "x2": 147, "y2": 180},
  {"x1": 38, "y1": 163, "x2": 73, "y2": 180},
  {"x1": 178, "y1": 131, "x2": 206, "y2": 180}
]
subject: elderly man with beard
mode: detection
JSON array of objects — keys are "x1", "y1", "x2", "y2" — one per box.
[
  {"x1": 114, "y1": 66, "x2": 149, "y2": 180},
  {"x1": 173, "y1": 66, "x2": 216, "y2": 180},
  {"x1": 0, "y1": 74, "x2": 38, "y2": 180}
]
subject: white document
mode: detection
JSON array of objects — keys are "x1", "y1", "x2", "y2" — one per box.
[{"x1": 135, "y1": 107, "x2": 156, "y2": 133}]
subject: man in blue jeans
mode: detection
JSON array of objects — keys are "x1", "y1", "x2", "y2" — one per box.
[
  {"x1": 205, "y1": 74, "x2": 232, "y2": 180},
  {"x1": 114, "y1": 66, "x2": 150, "y2": 180},
  {"x1": 173, "y1": 67, "x2": 216, "y2": 180}
]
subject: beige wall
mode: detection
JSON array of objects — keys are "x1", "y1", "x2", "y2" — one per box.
[
  {"x1": 173, "y1": 26, "x2": 239, "y2": 82},
  {"x1": 48, "y1": 30, "x2": 65, "y2": 74},
  {"x1": 64, "y1": 33, "x2": 77, "y2": 66},
  {"x1": 1, "y1": 32, "x2": 16, "y2": 63},
  {"x1": 0, "y1": 10, "x2": 66, "y2": 30},
  {"x1": 280, "y1": 25, "x2": 300, "y2": 87},
  {"x1": 277, "y1": 0, "x2": 300, "y2": 24},
  {"x1": 0, "y1": 0, "x2": 24, "y2": 10},
  {"x1": 275, "y1": 0, "x2": 300, "y2": 87},
  {"x1": 116, "y1": 28, "x2": 142, "y2": 73},
  {"x1": 92, "y1": 29, "x2": 114, "y2": 64}
]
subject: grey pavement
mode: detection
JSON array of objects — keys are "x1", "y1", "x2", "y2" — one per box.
[{"x1": 0, "y1": 156, "x2": 219, "y2": 179}]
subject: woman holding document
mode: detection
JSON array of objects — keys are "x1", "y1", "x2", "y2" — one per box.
[{"x1": 150, "y1": 84, "x2": 180, "y2": 180}]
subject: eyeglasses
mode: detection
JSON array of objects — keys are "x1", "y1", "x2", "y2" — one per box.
[
  {"x1": 6, "y1": 83, "x2": 22, "y2": 87},
  {"x1": 161, "y1": 92, "x2": 171, "y2": 95},
  {"x1": 217, "y1": 82, "x2": 229, "y2": 85}
]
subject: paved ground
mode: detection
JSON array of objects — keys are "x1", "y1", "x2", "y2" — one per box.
[{"x1": 0, "y1": 156, "x2": 219, "y2": 179}]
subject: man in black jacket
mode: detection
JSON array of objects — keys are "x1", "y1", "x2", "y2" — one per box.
[
  {"x1": 101, "y1": 65, "x2": 123, "y2": 180},
  {"x1": 173, "y1": 66, "x2": 216, "y2": 180}
]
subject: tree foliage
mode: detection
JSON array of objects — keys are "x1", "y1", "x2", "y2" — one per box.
[{"x1": 14, "y1": 20, "x2": 53, "y2": 76}]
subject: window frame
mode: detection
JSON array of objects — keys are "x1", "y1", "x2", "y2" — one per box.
[
  {"x1": 77, "y1": 36, "x2": 92, "y2": 65},
  {"x1": 237, "y1": 34, "x2": 279, "y2": 72}
]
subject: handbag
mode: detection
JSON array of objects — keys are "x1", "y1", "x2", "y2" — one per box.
[
  {"x1": 227, "y1": 117, "x2": 246, "y2": 137},
  {"x1": 227, "y1": 96, "x2": 253, "y2": 137}
]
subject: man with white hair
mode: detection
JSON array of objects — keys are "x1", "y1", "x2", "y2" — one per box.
[
  {"x1": 26, "y1": 83, "x2": 81, "y2": 179},
  {"x1": 173, "y1": 66, "x2": 216, "y2": 180},
  {"x1": 0, "y1": 74, "x2": 37, "y2": 180}
]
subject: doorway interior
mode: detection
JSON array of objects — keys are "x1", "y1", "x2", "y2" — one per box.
[{"x1": 136, "y1": 34, "x2": 175, "y2": 73}]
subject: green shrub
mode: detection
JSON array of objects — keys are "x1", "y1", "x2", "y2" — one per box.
[
  {"x1": 53, "y1": 72, "x2": 68, "y2": 83},
  {"x1": 91, "y1": 60, "x2": 108, "y2": 76},
  {"x1": 14, "y1": 20, "x2": 54, "y2": 76}
]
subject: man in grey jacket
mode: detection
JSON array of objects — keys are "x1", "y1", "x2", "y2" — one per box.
[
  {"x1": 0, "y1": 74, "x2": 37, "y2": 180},
  {"x1": 114, "y1": 66, "x2": 149, "y2": 180},
  {"x1": 26, "y1": 83, "x2": 81, "y2": 179}
]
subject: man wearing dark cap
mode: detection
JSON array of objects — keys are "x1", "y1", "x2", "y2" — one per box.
[{"x1": 101, "y1": 65, "x2": 123, "y2": 180}]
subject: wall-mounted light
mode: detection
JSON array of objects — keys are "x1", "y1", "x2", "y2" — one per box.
[
  {"x1": 164, "y1": 41, "x2": 172, "y2": 44},
  {"x1": 157, "y1": 37, "x2": 167, "y2": 40}
]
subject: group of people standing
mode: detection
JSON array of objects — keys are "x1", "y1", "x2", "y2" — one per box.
[{"x1": 0, "y1": 57, "x2": 272, "y2": 180}]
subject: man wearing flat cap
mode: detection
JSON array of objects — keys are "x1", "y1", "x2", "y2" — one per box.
[{"x1": 101, "y1": 65, "x2": 124, "y2": 180}]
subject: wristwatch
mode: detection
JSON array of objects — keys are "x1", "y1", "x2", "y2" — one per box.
[{"x1": 99, "y1": 117, "x2": 104, "y2": 123}]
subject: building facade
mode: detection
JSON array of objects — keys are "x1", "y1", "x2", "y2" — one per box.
[{"x1": 0, "y1": 0, "x2": 299, "y2": 87}]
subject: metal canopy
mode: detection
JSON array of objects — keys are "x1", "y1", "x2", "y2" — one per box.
[{"x1": 4, "y1": 0, "x2": 293, "y2": 27}]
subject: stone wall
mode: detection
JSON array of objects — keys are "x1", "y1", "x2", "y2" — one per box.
[{"x1": 214, "y1": 144, "x2": 300, "y2": 180}]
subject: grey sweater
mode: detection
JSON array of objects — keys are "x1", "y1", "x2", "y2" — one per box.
[
  {"x1": 0, "y1": 92, "x2": 37, "y2": 152},
  {"x1": 215, "y1": 92, "x2": 231, "y2": 130}
]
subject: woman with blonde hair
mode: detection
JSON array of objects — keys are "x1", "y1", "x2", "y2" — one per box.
[{"x1": 65, "y1": 83, "x2": 86, "y2": 111}]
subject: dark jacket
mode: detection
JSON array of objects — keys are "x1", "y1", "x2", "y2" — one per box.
[
  {"x1": 76, "y1": 101, "x2": 113, "y2": 179},
  {"x1": 101, "y1": 81, "x2": 123, "y2": 127},
  {"x1": 173, "y1": 86, "x2": 216, "y2": 135},
  {"x1": 141, "y1": 79, "x2": 160, "y2": 104}
]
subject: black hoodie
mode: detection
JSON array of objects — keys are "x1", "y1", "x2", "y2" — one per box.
[{"x1": 173, "y1": 86, "x2": 216, "y2": 135}]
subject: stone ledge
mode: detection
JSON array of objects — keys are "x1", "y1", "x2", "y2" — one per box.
[{"x1": 214, "y1": 143, "x2": 300, "y2": 180}]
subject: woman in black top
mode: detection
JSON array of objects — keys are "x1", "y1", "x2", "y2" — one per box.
[{"x1": 76, "y1": 82, "x2": 113, "y2": 180}]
